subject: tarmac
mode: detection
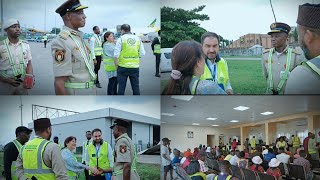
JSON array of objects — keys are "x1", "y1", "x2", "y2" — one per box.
[{"x1": 27, "y1": 41, "x2": 160, "y2": 95}]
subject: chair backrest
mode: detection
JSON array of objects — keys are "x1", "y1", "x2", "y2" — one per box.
[
  {"x1": 256, "y1": 172, "x2": 276, "y2": 180},
  {"x1": 261, "y1": 160, "x2": 269, "y2": 171},
  {"x1": 230, "y1": 165, "x2": 244, "y2": 180},
  {"x1": 279, "y1": 163, "x2": 288, "y2": 176},
  {"x1": 287, "y1": 164, "x2": 306, "y2": 180},
  {"x1": 191, "y1": 175, "x2": 204, "y2": 180},
  {"x1": 206, "y1": 158, "x2": 215, "y2": 170},
  {"x1": 212, "y1": 160, "x2": 220, "y2": 171},
  {"x1": 241, "y1": 168, "x2": 257, "y2": 180},
  {"x1": 310, "y1": 159, "x2": 320, "y2": 169},
  {"x1": 175, "y1": 164, "x2": 192, "y2": 180}
]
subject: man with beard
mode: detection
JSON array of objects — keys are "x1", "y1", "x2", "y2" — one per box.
[
  {"x1": 16, "y1": 118, "x2": 68, "y2": 179},
  {"x1": 110, "y1": 119, "x2": 140, "y2": 180},
  {"x1": 82, "y1": 130, "x2": 92, "y2": 180},
  {"x1": 52, "y1": 0, "x2": 96, "y2": 95},
  {"x1": 262, "y1": 22, "x2": 305, "y2": 95},
  {"x1": 0, "y1": 19, "x2": 34, "y2": 95},
  {"x1": 285, "y1": 3, "x2": 320, "y2": 94},
  {"x1": 200, "y1": 32, "x2": 233, "y2": 94},
  {"x1": 86, "y1": 128, "x2": 113, "y2": 180},
  {"x1": 3, "y1": 126, "x2": 32, "y2": 180}
]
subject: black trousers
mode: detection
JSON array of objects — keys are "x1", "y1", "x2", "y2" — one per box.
[
  {"x1": 44, "y1": 40, "x2": 47, "y2": 48},
  {"x1": 107, "y1": 77, "x2": 118, "y2": 95},
  {"x1": 89, "y1": 175, "x2": 105, "y2": 180},
  {"x1": 155, "y1": 54, "x2": 161, "y2": 75},
  {"x1": 94, "y1": 55, "x2": 102, "y2": 84},
  {"x1": 84, "y1": 169, "x2": 89, "y2": 180}
]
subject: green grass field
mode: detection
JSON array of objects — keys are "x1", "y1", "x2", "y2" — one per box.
[{"x1": 161, "y1": 59, "x2": 267, "y2": 94}]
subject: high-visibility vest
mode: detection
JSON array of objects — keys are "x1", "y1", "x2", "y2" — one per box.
[
  {"x1": 113, "y1": 135, "x2": 138, "y2": 177},
  {"x1": 250, "y1": 138, "x2": 256, "y2": 148},
  {"x1": 267, "y1": 48, "x2": 292, "y2": 94},
  {"x1": 200, "y1": 58, "x2": 229, "y2": 90},
  {"x1": 21, "y1": 138, "x2": 55, "y2": 179},
  {"x1": 42, "y1": 36, "x2": 48, "y2": 41},
  {"x1": 94, "y1": 34, "x2": 103, "y2": 56},
  {"x1": 11, "y1": 139, "x2": 22, "y2": 180},
  {"x1": 119, "y1": 35, "x2": 141, "y2": 68},
  {"x1": 67, "y1": 152, "x2": 78, "y2": 179},
  {"x1": 303, "y1": 56, "x2": 320, "y2": 77},
  {"x1": 292, "y1": 136, "x2": 300, "y2": 148},
  {"x1": 88, "y1": 142, "x2": 110, "y2": 175},
  {"x1": 103, "y1": 42, "x2": 116, "y2": 72},
  {"x1": 278, "y1": 141, "x2": 286, "y2": 148},
  {"x1": 154, "y1": 44, "x2": 161, "y2": 54},
  {"x1": 214, "y1": 175, "x2": 232, "y2": 180}
]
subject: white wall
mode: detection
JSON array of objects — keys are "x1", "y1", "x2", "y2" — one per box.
[
  {"x1": 160, "y1": 124, "x2": 228, "y2": 151},
  {"x1": 131, "y1": 123, "x2": 153, "y2": 151}
]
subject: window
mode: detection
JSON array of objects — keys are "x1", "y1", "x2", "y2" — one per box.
[{"x1": 187, "y1": 131, "x2": 194, "y2": 138}]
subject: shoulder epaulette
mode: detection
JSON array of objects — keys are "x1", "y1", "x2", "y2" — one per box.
[
  {"x1": 291, "y1": 49, "x2": 301, "y2": 55},
  {"x1": 263, "y1": 49, "x2": 271, "y2": 53},
  {"x1": 21, "y1": 40, "x2": 29, "y2": 44},
  {"x1": 58, "y1": 31, "x2": 70, "y2": 40}
]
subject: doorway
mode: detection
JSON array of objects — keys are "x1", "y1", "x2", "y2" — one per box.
[{"x1": 207, "y1": 135, "x2": 215, "y2": 147}]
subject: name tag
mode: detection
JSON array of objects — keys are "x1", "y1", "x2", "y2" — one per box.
[{"x1": 92, "y1": 154, "x2": 96, "y2": 157}]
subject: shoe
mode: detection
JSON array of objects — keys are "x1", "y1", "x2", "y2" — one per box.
[
  {"x1": 155, "y1": 74, "x2": 160, "y2": 77},
  {"x1": 96, "y1": 83, "x2": 102, "y2": 88}
]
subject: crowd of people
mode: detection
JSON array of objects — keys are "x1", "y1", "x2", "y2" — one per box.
[
  {"x1": 3, "y1": 118, "x2": 140, "y2": 180},
  {"x1": 161, "y1": 133, "x2": 320, "y2": 180}
]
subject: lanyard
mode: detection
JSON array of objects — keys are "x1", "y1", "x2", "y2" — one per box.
[
  {"x1": 206, "y1": 59, "x2": 217, "y2": 81},
  {"x1": 63, "y1": 30, "x2": 96, "y2": 80},
  {"x1": 4, "y1": 39, "x2": 25, "y2": 76}
]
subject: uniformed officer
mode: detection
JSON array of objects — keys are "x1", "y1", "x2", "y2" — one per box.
[
  {"x1": 52, "y1": 0, "x2": 96, "y2": 95},
  {"x1": 3, "y1": 126, "x2": 32, "y2": 180},
  {"x1": 262, "y1": 22, "x2": 305, "y2": 95},
  {"x1": 151, "y1": 30, "x2": 161, "y2": 77},
  {"x1": 285, "y1": 3, "x2": 320, "y2": 94},
  {"x1": 15, "y1": 118, "x2": 68, "y2": 179},
  {"x1": 114, "y1": 24, "x2": 146, "y2": 95},
  {"x1": 110, "y1": 119, "x2": 140, "y2": 180},
  {"x1": 90, "y1": 26, "x2": 103, "y2": 88},
  {"x1": 0, "y1": 19, "x2": 35, "y2": 95},
  {"x1": 85, "y1": 128, "x2": 113, "y2": 180},
  {"x1": 82, "y1": 130, "x2": 92, "y2": 180},
  {"x1": 42, "y1": 34, "x2": 48, "y2": 48}
]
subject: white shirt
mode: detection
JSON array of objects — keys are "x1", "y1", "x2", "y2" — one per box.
[
  {"x1": 161, "y1": 144, "x2": 171, "y2": 166},
  {"x1": 114, "y1": 33, "x2": 146, "y2": 58},
  {"x1": 89, "y1": 34, "x2": 102, "y2": 59},
  {"x1": 229, "y1": 155, "x2": 240, "y2": 166},
  {"x1": 206, "y1": 59, "x2": 232, "y2": 91},
  {"x1": 262, "y1": 149, "x2": 269, "y2": 156},
  {"x1": 276, "y1": 153, "x2": 290, "y2": 164},
  {"x1": 85, "y1": 141, "x2": 114, "y2": 168},
  {"x1": 81, "y1": 139, "x2": 92, "y2": 163}
]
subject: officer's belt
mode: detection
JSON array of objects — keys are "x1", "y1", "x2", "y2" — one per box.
[{"x1": 64, "y1": 81, "x2": 94, "y2": 89}]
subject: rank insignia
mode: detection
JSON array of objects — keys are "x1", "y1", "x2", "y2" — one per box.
[
  {"x1": 55, "y1": 50, "x2": 65, "y2": 63},
  {"x1": 120, "y1": 145, "x2": 127, "y2": 154}
]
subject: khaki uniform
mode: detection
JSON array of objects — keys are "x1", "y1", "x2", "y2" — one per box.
[
  {"x1": 51, "y1": 26, "x2": 96, "y2": 95},
  {"x1": 113, "y1": 133, "x2": 140, "y2": 180},
  {"x1": 0, "y1": 39, "x2": 32, "y2": 95},
  {"x1": 261, "y1": 46, "x2": 305, "y2": 94}
]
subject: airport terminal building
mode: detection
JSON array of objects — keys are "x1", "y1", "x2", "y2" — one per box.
[{"x1": 28, "y1": 108, "x2": 160, "y2": 152}]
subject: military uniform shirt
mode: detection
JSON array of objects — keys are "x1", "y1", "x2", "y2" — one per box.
[
  {"x1": 51, "y1": 26, "x2": 96, "y2": 95},
  {"x1": 113, "y1": 133, "x2": 140, "y2": 180},
  {"x1": 261, "y1": 46, "x2": 305, "y2": 94}
]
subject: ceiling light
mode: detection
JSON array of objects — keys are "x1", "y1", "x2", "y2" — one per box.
[
  {"x1": 230, "y1": 120, "x2": 239, "y2": 123},
  {"x1": 192, "y1": 123, "x2": 200, "y2": 125},
  {"x1": 261, "y1": 111, "x2": 274, "y2": 115},
  {"x1": 233, "y1": 106, "x2": 250, "y2": 111},
  {"x1": 161, "y1": 113, "x2": 174, "y2": 116},
  {"x1": 206, "y1": 117, "x2": 217, "y2": 121},
  {"x1": 171, "y1": 96, "x2": 193, "y2": 101},
  {"x1": 211, "y1": 125, "x2": 220, "y2": 127}
]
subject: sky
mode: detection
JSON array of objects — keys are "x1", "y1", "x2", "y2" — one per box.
[
  {"x1": 161, "y1": 0, "x2": 318, "y2": 40},
  {"x1": 0, "y1": 96, "x2": 160, "y2": 145},
  {"x1": 1, "y1": 0, "x2": 160, "y2": 34}
]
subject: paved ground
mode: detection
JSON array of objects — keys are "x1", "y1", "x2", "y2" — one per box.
[
  {"x1": 28, "y1": 41, "x2": 160, "y2": 95},
  {"x1": 137, "y1": 154, "x2": 160, "y2": 165}
]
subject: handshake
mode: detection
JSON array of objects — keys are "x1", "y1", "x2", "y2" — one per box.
[{"x1": 88, "y1": 166, "x2": 104, "y2": 176}]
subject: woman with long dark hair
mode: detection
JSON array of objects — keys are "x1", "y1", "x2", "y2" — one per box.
[
  {"x1": 163, "y1": 40, "x2": 225, "y2": 95},
  {"x1": 102, "y1": 32, "x2": 118, "y2": 95}
]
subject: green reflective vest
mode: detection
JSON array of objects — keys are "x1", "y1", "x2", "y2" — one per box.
[
  {"x1": 292, "y1": 136, "x2": 300, "y2": 148},
  {"x1": 214, "y1": 175, "x2": 232, "y2": 180},
  {"x1": 88, "y1": 142, "x2": 110, "y2": 175},
  {"x1": 67, "y1": 153, "x2": 78, "y2": 179},
  {"x1": 250, "y1": 138, "x2": 257, "y2": 148},
  {"x1": 11, "y1": 139, "x2": 23, "y2": 180},
  {"x1": 103, "y1": 42, "x2": 116, "y2": 72},
  {"x1": 200, "y1": 58, "x2": 229, "y2": 90},
  {"x1": 303, "y1": 56, "x2": 320, "y2": 77},
  {"x1": 94, "y1": 34, "x2": 103, "y2": 56},
  {"x1": 42, "y1": 36, "x2": 48, "y2": 41},
  {"x1": 278, "y1": 141, "x2": 286, "y2": 148},
  {"x1": 119, "y1": 35, "x2": 141, "y2": 68},
  {"x1": 154, "y1": 44, "x2": 161, "y2": 54},
  {"x1": 21, "y1": 137, "x2": 55, "y2": 179}
]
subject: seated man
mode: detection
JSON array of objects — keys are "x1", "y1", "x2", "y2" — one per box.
[
  {"x1": 276, "y1": 147, "x2": 290, "y2": 164},
  {"x1": 293, "y1": 150, "x2": 313, "y2": 180}
]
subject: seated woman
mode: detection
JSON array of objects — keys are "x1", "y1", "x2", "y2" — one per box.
[
  {"x1": 266, "y1": 158, "x2": 282, "y2": 180},
  {"x1": 236, "y1": 151, "x2": 249, "y2": 169},
  {"x1": 250, "y1": 156, "x2": 265, "y2": 173},
  {"x1": 61, "y1": 136, "x2": 98, "y2": 180},
  {"x1": 186, "y1": 160, "x2": 208, "y2": 180},
  {"x1": 162, "y1": 40, "x2": 226, "y2": 95}
]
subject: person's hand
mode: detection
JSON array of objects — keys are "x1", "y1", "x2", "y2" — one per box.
[
  {"x1": 88, "y1": 166, "x2": 98, "y2": 174},
  {"x1": 94, "y1": 59, "x2": 97, "y2": 65},
  {"x1": 5, "y1": 78, "x2": 21, "y2": 87}
]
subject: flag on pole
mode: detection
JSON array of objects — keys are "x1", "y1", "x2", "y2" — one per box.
[{"x1": 148, "y1": 18, "x2": 156, "y2": 28}]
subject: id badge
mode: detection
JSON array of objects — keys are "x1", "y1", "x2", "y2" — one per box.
[
  {"x1": 280, "y1": 71, "x2": 286, "y2": 79},
  {"x1": 92, "y1": 154, "x2": 96, "y2": 157}
]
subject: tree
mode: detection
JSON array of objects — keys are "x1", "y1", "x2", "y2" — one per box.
[
  {"x1": 161, "y1": 5, "x2": 209, "y2": 48},
  {"x1": 51, "y1": 27, "x2": 61, "y2": 34},
  {"x1": 293, "y1": 28, "x2": 298, "y2": 43}
]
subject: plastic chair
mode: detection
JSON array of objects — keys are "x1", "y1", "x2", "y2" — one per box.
[
  {"x1": 287, "y1": 163, "x2": 307, "y2": 180},
  {"x1": 241, "y1": 168, "x2": 257, "y2": 180},
  {"x1": 175, "y1": 164, "x2": 192, "y2": 180},
  {"x1": 256, "y1": 172, "x2": 276, "y2": 180},
  {"x1": 230, "y1": 165, "x2": 244, "y2": 180},
  {"x1": 212, "y1": 160, "x2": 220, "y2": 171}
]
